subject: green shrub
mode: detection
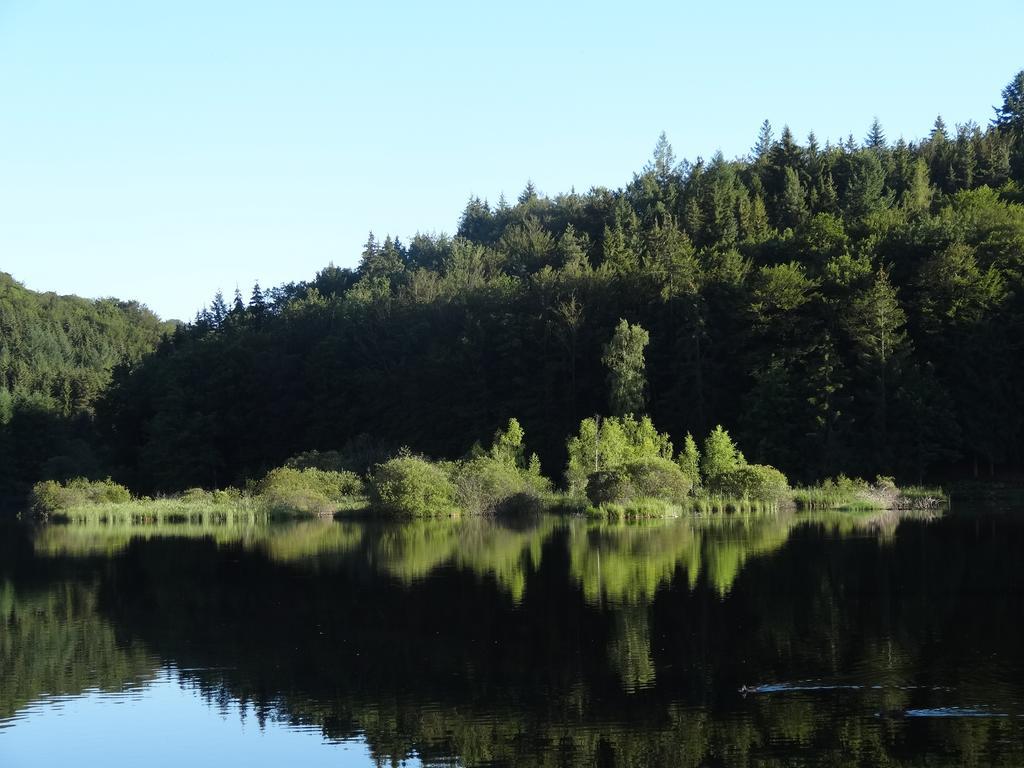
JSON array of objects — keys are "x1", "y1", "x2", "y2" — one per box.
[
  {"x1": 370, "y1": 456, "x2": 457, "y2": 516},
  {"x1": 585, "y1": 458, "x2": 691, "y2": 506},
  {"x1": 716, "y1": 464, "x2": 789, "y2": 501},
  {"x1": 30, "y1": 477, "x2": 132, "y2": 513},
  {"x1": 453, "y1": 455, "x2": 550, "y2": 515},
  {"x1": 585, "y1": 468, "x2": 634, "y2": 506},
  {"x1": 256, "y1": 466, "x2": 364, "y2": 514},
  {"x1": 624, "y1": 458, "x2": 693, "y2": 502}
]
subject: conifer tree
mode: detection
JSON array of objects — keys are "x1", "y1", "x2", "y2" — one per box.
[
  {"x1": 210, "y1": 291, "x2": 228, "y2": 328},
  {"x1": 865, "y1": 117, "x2": 886, "y2": 150},
  {"x1": 993, "y1": 70, "x2": 1024, "y2": 134},
  {"x1": 845, "y1": 267, "x2": 910, "y2": 465},
  {"x1": 752, "y1": 119, "x2": 774, "y2": 160},
  {"x1": 778, "y1": 167, "x2": 808, "y2": 230}
]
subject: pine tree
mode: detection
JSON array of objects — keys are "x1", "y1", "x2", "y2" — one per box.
[
  {"x1": 813, "y1": 171, "x2": 839, "y2": 214},
  {"x1": 644, "y1": 219, "x2": 697, "y2": 300},
  {"x1": 559, "y1": 224, "x2": 591, "y2": 275},
  {"x1": 518, "y1": 180, "x2": 538, "y2": 205},
  {"x1": 646, "y1": 131, "x2": 677, "y2": 185},
  {"x1": 953, "y1": 123, "x2": 978, "y2": 190},
  {"x1": 778, "y1": 167, "x2": 808, "y2": 230},
  {"x1": 737, "y1": 192, "x2": 772, "y2": 243},
  {"x1": 807, "y1": 131, "x2": 819, "y2": 157},
  {"x1": 990, "y1": 71, "x2": 1024, "y2": 177},
  {"x1": 249, "y1": 282, "x2": 265, "y2": 312},
  {"x1": 457, "y1": 197, "x2": 493, "y2": 241},
  {"x1": 844, "y1": 267, "x2": 910, "y2": 467},
  {"x1": 553, "y1": 294, "x2": 585, "y2": 419},
  {"x1": 210, "y1": 291, "x2": 228, "y2": 328},
  {"x1": 804, "y1": 332, "x2": 848, "y2": 477},
  {"x1": 865, "y1": 117, "x2": 886, "y2": 150},
  {"x1": 601, "y1": 212, "x2": 641, "y2": 275},
  {"x1": 844, "y1": 151, "x2": 891, "y2": 218},
  {"x1": 902, "y1": 157, "x2": 933, "y2": 214},
  {"x1": 992, "y1": 70, "x2": 1024, "y2": 134},
  {"x1": 248, "y1": 283, "x2": 267, "y2": 326},
  {"x1": 752, "y1": 119, "x2": 774, "y2": 160},
  {"x1": 776, "y1": 125, "x2": 801, "y2": 168}
]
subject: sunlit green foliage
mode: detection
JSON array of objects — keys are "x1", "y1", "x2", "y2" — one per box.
[
  {"x1": 370, "y1": 454, "x2": 458, "y2": 517},
  {"x1": 449, "y1": 417, "x2": 551, "y2": 514},
  {"x1": 586, "y1": 457, "x2": 692, "y2": 507},
  {"x1": 715, "y1": 463, "x2": 790, "y2": 501},
  {"x1": 30, "y1": 477, "x2": 131, "y2": 513},
  {"x1": 255, "y1": 466, "x2": 364, "y2": 515},
  {"x1": 676, "y1": 432, "x2": 701, "y2": 489},
  {"x1": 565, "y1": 415, "x2": 673, "y2": 493},
  {"x1": 602, "y1": 318, "x2": 649, "y2": 416},
  {"x1": 700, "y1": 425, "x2": 745, "y2": 491}
]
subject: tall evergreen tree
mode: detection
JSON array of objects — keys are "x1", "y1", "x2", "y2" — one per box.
[
  {"x1": 865, "y1": 117, "x2": 886, "y2": 150},
  {"x1": 993, "y1": 70, "x2": 1024, "y2": 134},
  {"x1": 752, "y1": 120, "x2": 774, "y2": 160},
  {"x1": 844, "y1": 267, "x2": 909, "y2": 468}
]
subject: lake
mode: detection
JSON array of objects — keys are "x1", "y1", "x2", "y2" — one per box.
[{"x1": 1, "y1": 505, "x2": 1023, "y2": 766}]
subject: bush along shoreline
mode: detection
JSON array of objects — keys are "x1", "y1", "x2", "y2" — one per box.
[{"x1": 28, "y1": 415, "x2": 946, "y2": 522}]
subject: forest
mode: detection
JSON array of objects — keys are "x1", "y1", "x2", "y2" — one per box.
[
  {"x1": 0, "y1": 273, "x2": 173, "y2": 500},
  {"x1": 3, "y1": 71, "x2": 1024, "y2": 502}
]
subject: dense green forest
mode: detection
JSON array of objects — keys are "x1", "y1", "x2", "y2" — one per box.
[
  {"x1": 0, "y1": 273, "x2": 173, "y2": 499},
  {"x1": 5, "y1": 72, "x2": 1024, "y2": 498}
]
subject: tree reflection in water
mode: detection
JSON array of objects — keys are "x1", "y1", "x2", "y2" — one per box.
[{"x1": 2, "y1": 506, "x2": 1022, "y2": 767}]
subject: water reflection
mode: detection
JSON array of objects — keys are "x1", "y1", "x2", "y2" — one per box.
[{"x1": 2, "y1": 506, "x2": 1023, "y2": 767}]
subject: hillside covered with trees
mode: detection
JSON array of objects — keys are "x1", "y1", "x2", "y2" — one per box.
[
  {"x1": 0, "y1": 273, "x2": 173, "y2": 499},
  {"x1": 6, "y1": 71, "x2": 1024, "y2": 498}
]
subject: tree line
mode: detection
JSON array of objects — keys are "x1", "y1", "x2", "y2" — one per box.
[
  {"x1": 0, "y1": 273, "x2": 173, "y2": 500},
  {"x1": 4, "y1": 71, "x2": 1024, "y2": 498}
]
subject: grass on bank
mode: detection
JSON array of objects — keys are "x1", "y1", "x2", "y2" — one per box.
[
  {"x1": 30, "y1": 471, "x2": 369, "y2": 521},
  {"x1": 791, "y1": 475, "x2": 947, "y2": 511}
]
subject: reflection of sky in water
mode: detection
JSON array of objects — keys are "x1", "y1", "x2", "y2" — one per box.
[{"x1": 0, "y1": 669, "x2": 406, "y2": 768}]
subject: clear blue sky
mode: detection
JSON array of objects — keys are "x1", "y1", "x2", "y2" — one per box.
[{"x1": 1, "y1": 0, "x2": 1020, "y2": 320}]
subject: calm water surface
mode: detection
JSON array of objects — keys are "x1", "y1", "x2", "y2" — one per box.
[{"x1": 2, "y1": 506, "x2": 1023, "y2": 766}]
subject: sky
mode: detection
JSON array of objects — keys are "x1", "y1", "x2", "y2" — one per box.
[{"x1": 0, "y1": 1, "x2": 1021, "y2": 321}]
